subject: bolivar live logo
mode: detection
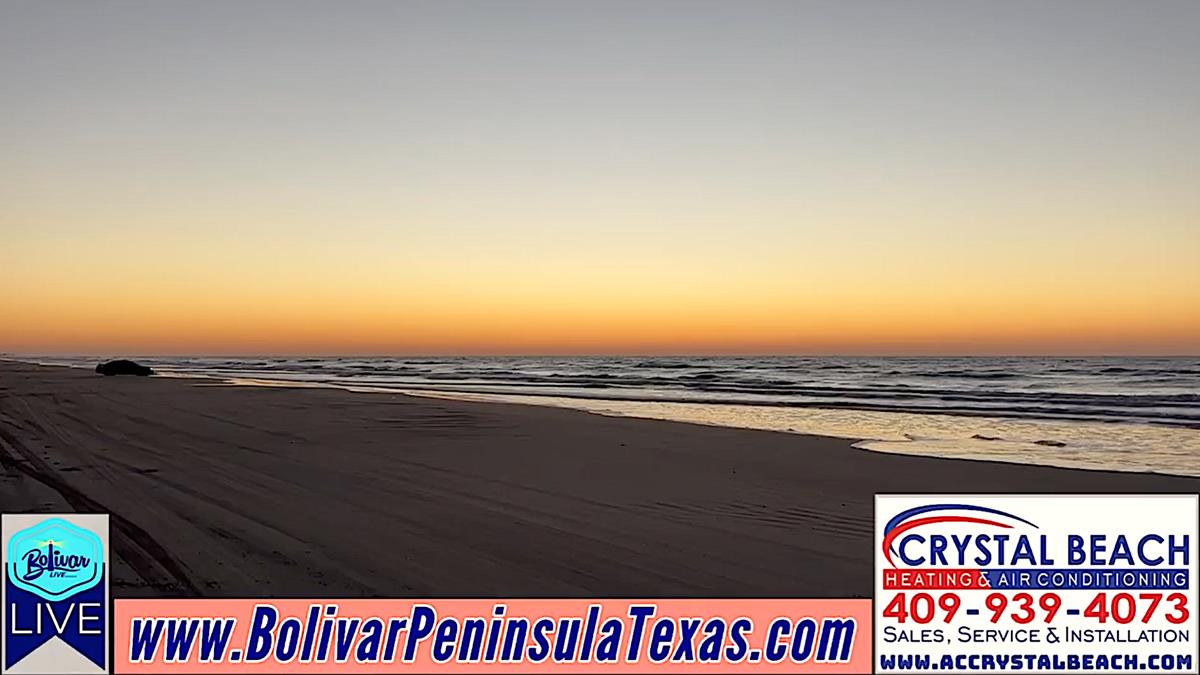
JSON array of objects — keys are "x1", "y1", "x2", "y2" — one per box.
[
  {"x1": 3, "y1": 514, "x2": 109, "y2": 674},
  {"x1": 875, "y1": 495, "x2": 1199, "y2": 674}
]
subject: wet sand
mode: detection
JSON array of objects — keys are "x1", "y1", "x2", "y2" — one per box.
[{"x1": 0, "y1": 361, "x2": 1196, "y2": 598}]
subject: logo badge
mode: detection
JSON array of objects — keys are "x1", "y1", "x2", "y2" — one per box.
[
  {"x1": 6, "y1": 518, "x2": 103, "y2": 601},
  {"x1": 3, "y1": 513, "x2": 109, "y2": 674}
]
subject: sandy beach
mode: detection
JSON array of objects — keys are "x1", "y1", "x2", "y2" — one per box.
[{"x1": 0, "y1": 361, "x2": 1196, "y2": 599}]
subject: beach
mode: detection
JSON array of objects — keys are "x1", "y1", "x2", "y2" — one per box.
[
  {"x1": 51, "y1": 354, "x2": 1195, "y2": 475},
  {"x1": 1, "y1": 361, "x2": 1196, "y2": 599}
]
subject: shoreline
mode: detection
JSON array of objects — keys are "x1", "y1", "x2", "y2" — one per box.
[
  {"x1": 1, "y1": 360, "x2": 1197, "y2": 598},
  {"x1": 19, "y1": 356, "x2": 1200, "y2": 428},
  {"x1": 10, "y1": 358, "x2": 1197, "y2": 479}
]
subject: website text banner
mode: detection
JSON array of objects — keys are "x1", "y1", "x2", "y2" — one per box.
[
  {"x1": 114, "y1": 598, "x2": 870, "y2": 674},
  {"x1": 875, "y1": 494, "x2": 1199, "y2": 674}
]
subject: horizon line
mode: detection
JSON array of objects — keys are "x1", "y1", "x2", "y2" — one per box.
[{"x1": 6, "y1": 352, "x2": 1197, "y2": 359}]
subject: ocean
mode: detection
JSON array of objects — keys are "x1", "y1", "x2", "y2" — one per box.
[{"x1": 19, "y1": 355, "x2": 1200, "y2": 476}]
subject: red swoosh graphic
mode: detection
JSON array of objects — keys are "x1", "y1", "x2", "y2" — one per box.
[{"x1": 883, "y1": 515, "x2": 1013, "y2": 567}]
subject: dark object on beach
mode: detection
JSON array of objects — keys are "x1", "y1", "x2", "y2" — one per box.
[
  {"x1": 96, "y1": 359, "x2": 154, "y2": 376},
  {"x1": 1034, "y1": 439, "x2": 1067, "y2": 447},
  {"x1": 971, "y1": 434, "x2": 1003, "y2": 441}
]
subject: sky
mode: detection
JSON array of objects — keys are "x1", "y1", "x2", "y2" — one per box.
[{"x1": 2, "y1": 0, "x2": 1197, "y2": 355}]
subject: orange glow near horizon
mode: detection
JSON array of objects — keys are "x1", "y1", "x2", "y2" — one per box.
[
  {"x1": 4, "y1": 240, "x2": 1198, "y2": 355},
  {"x1": 4, "y1": 184, "x2": 1198, "y2": 355}
]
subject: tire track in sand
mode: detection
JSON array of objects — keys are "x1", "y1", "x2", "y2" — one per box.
[{"x1": 0, "y1": 422, "x2": 201, "y2": 595}]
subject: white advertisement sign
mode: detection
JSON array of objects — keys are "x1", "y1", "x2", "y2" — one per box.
[{"x1": 876, "y1": 495, "x2": 1198, "y2": 674}]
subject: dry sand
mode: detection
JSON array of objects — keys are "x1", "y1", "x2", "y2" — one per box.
[{"x1": 0, "y1": 361, "x2": 1195, "y2": 598}]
